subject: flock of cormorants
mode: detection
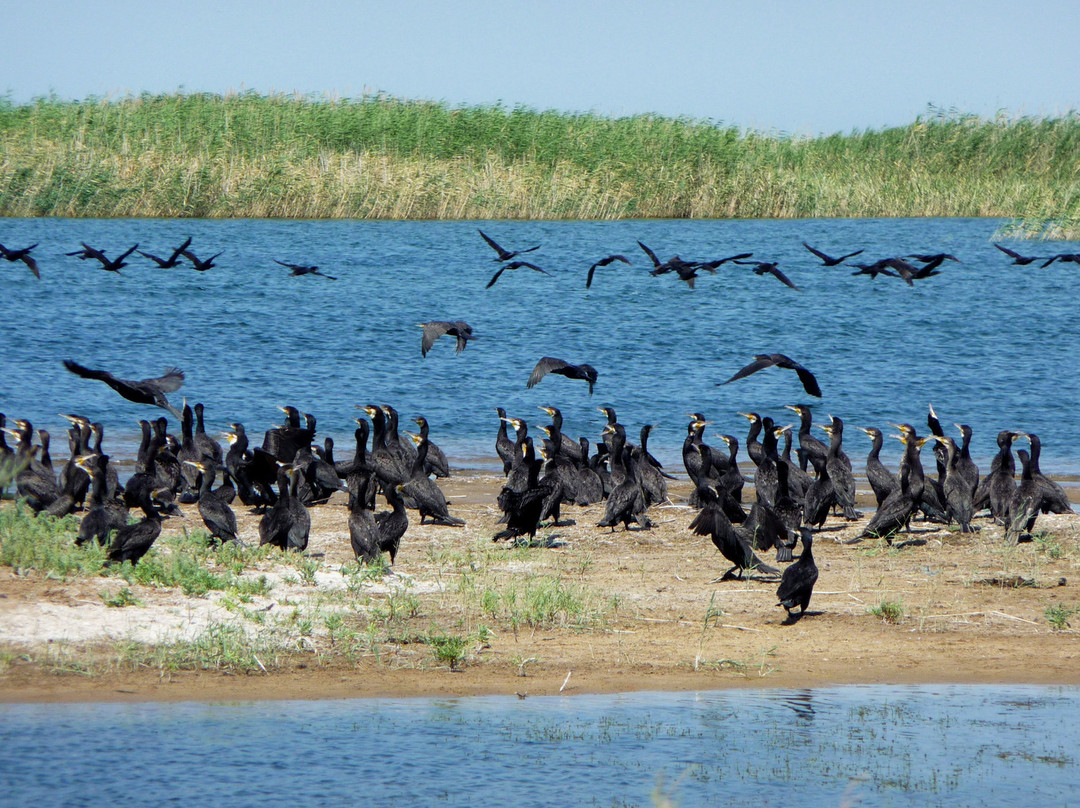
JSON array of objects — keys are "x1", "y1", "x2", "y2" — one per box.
[
  {"x1": 2, "y1": 227, "x2": 1077, "y2": 625},
  {"x1": 3, "y1": 368, "x2": 1075, "y2": 623}
]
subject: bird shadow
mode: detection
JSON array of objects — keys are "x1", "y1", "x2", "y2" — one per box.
[
  {"x1": 892, "y1": 538, "x2": 928, "y2": 549},
  {"x1": 514, "y1": 535, "x2": 566, "y2": 549}
]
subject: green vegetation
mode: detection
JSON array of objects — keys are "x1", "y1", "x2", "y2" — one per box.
[
  {"x1": 1045, "y1": 604, "x2": 1077, "y2": 631},
  {"x1": 870, "y1": 599, "x2": 905, "y2": 624},
  {"x1": 0, "y1": 92, "x2": 1077, "y2": 232}
]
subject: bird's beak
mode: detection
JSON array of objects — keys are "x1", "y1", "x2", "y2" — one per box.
[{"x1": 539, "y1": 406, "x2": 555, "y2": 416}]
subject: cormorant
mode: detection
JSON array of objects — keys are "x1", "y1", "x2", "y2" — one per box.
[
  {"x1": 1024, "y1": 433, "x2": 1074, "y2": 515},
  {"x1": 137, "y1": 237, "x2": 192, "y2": 268},
  {"x1": 185, "y1": 460, "x2": 241, "y2": 544},
  {"x1": 931, "y1": 436, "x2": 975, "y2": 532},
  {"x1": 478, "y1": 229, "x2": 540, "y2": 262},
  {"x1": 420, "y1": 321, "x2": 475, "y2": 357},
  {"x1": 108, "y1": 488, "x2": 169, "y2": 564},
  {"x1": 413, "y1": 416, "x2": 450, "y2": 478},
  {"x1": 586, "y1": 254, "x2": 631, "y2": 288},
  {"x1": 485, "y1": 260, "x2": 550, "y2": 288},
  {"x1": 495, "y1": 408, "x2": 517, "y2": 475},
  {"x1": 689, "y1": 485, "x2": 779, "y2": 580},
  {"x1": 181, "y1": 248, "x2": 223, "y2": 271},
  {"x1": 856, "y1": 426, "x2": 898, "y2": 508},
  {"x1": 733, "y1": 260, "x2": 802, "y2": 291},
  {"x1": 777, "y1": 528, "x2": 818, "y2": 619},
  {"x1": 0, "y1": 242, "x2": 41, "y2": 278},
  {"x1": 993, "y1": 243, "x2": 1045, "y2": 265},
  {"x1": 63, "y1": 359, "x2": 184, "y2": 420},
  {"x1": 274, "y1": 259, "x2": 337, "y2": 279},
  {"x1": 722, "y1": 355, "x2": 821, "y2": 397},
  {"x1": 527, "y1": 357, "x2": 598, "y2": 395},
  {"x1": 375, "y1": 483, "x2": 409, "y2": 564},
  {"x1": 801, "y1": 242, "x2": 864, "y2": 266}
]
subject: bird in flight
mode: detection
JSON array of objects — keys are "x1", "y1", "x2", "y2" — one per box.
[
  {"x1": 478, "y1": 229, "x2": 541, "y2": 262},
  {"x1": 0, "y1": 242, "x2": 40, "y2": 278},
  {"x1": 419, "y1": 321, "x2": 475, "y2": 357},
  {"x1": 63, "y1": 359, "x2": 185, "y2": 419},
  {"x1": 274, "y1": 259, "x2": 337, "y2": 280},
  {"x1": 486, "y1": 260, "x2": 550, "y2": 288},
  {"x1": 138, "y1": 237, "x2": 193, "y2": 268},
  {"x1": 735, "y1": 260, "x2": 802, "y2": 291},
  {"x1": 719, "y1": 353, "x2": 822, "y2": 397},
  {"x1": 993, "y1": 244, "x2": 1045, "y2": 265},
  {"x1": 527, "y1": 357, "x2": 598, "y2": 395},
  {"x1": 1041, "y1": 252, "x2": 1080, "y2": 268},
  {"x1": 68, "y1": 242, "x2": 140, "y2": 273},
  {"x1": 585, "y1": 254, "x2": 631, "y2": 289},
  {"x1": 182, "y1": 248, "x2": 223, "y2": 272},
  {"x1": 802, "y1": 242, "x2": 864, "y2": 266}
]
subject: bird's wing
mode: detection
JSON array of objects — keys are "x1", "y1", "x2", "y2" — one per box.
[
  {"x1": 169, "y1": 237, "x2": 193, "y2": 262},
  {"x1": 20, "y1": 254, "x2": 40, "y2": 278},
  {"x1": 1042, "y1": 255, "x2": 1062, "y2": 267},
  {"x1": 837, "y1": 249, "x2": 864, "y2": 261},
  {"x1": 421, "y1": 322, "x2": 450, "y2": 356},
  {"x1": 993, "y1": 243, "x2": 1021, "y2": 259},
  {"x1": 274, "y1": 259, "x2": 302, "y2": 271},
  {"x1": 720, "y1": 356, "x2": 775, "y2": 385},
  {"x1": 137, "y1": 250, "x2": 166, "y2": 265},
  {"x1": 507, "y1": 261, "x2": 549, "y2": 274},
  {"x1": 637, "y1": 241, "x2": 662, "y2": 268},
  {"x1": 485, "y1": 266, "x2": 507, "y2": 288},
  {"x1": 81, "y1": 243, "x2": 109, "y2": 263},
  {"x1": 148, "y1": 367, "x2": 185, "y2": 393},
  {"x1": 478, "y1": 229, "x2": 509, "y2": 259},
  {"x1": 608, "y1": 254, "x2": 631, "y2": 265},
  {"x1": 528, "y1": 357, "x2": 569, "y2": 388},
  {"x1": 63, "y1": 359, "x2": 118, "y2": 385},
  {"x1": 792, "y1": 365, "x2": 822, "y2": 398},
  {"x1": 766, "y1": 265, "x2": 801, "y2": 291},
  {"x1": 801, "y1": 242, "x2": 832, "y2": 262},
  {"x1": 118, "y1": 244, "x2": 140, "y2": 261},
  {"x1": 315, "y1": 271, "x2": 338, "y2": 280},
  {"x1": 586, "y1": 263, "x2": 598, "y2": 289}
]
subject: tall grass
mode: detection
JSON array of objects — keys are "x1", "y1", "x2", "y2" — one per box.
[{"x1": 0, "y1": 92, "x2": 1077, "y2": 230}]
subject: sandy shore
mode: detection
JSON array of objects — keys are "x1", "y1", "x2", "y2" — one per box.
[{"x1": 2, "y1": 474, "x2": 1079, "y2": 703}]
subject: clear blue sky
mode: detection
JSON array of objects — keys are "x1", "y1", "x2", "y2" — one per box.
[{"x1": 5, "y1": 1, "x2": 1079, "y2": 135}]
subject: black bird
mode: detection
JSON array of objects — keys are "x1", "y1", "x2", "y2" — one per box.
[
  {"x1": 690, "y1": 485, "x2": 779, "y2": 580},
  {"x1": 527, "y1": 357, "x2": 598, "y2": 395},
  {"x1": 478, "y1": 229, "x2": 540, "y2": 262},
  {"x1": 720, "y1": 354, "x2": 822, "y2": 397},
  {"x1": 892, "y1": 255, "x2": 947, "y2": 284},
  {"x1": 801, "y1": 242, "x2": 864, "y2": 266},
  {"x1": 274, "y1": 259, "x2": 337, "y2": 280},
  {"x1": 78, "y1": 243, "x2": 140, "y2": 273},
  {"x1": 907, "y1": 252, "x2": 960, "y2": 264},
  {"x1": 420, "y1": 321, "x2": 475, "y2": 357},
  {"x1": 696, "y1": 253, "x2": 755, "y2": 270},
  {"x1": 0, "y1": 242, "x2": 41, "y2": 278},
  {"x1": 108, "y1": 488, "x2": 169, "y2": 565},
  {"x1": 63, "y1": 360, "x2": 184, "y2": 420},
  {"x1": 849, "y1": 259, "x2": 901, "y2": 279},
  {"x1": 776, "y1": 528, "x2": 818, "y2": 619},
  {"x1": 734, "y1": 260, "x2": 802, "y2": 291},
  {"x1": 586, "y1": 254, "x2": 631, "y2": 288},
  {"x1": 138, "y1": 237, "x2": 192, "y2": 268},
  {"x1": 185, "y1": 461, "x2": 241, "y2": 544},
  {"x1": 182, "y1": 248, "x2": 223, "y2": 271},
  {"x1": 637, "y1": 242, "x2": 714, "y2": 288},
  {"x1": 1041, "y1": 253, "x2": 1080, "y2": 268},
  {"x1": 993, "y1": 243, "x2": 1044, "y2": 265},
  {"x1": 485, "y1": 260, "x2": 550, "y2": 288},
  {"x1": 495, "y1": 408, "x2": 518, "y2": 475}
]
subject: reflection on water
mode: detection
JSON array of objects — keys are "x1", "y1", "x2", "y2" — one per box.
[{"x1": 1, "y1": 685, "x2": 1077, "y2": 807}]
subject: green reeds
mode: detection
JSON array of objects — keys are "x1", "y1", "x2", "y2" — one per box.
[{"x1": 1, "y1": 93, "x2": 1077, "y2": 229}]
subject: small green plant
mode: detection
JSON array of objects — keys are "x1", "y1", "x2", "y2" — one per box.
[
  {"x1": 870, "y1": 599, "x2": 905, "y2": 623},
  {"x1": 100, "y1": 586, "x2": 141, "y2": 608},
  {"x1": 295, "y1": 557, "x2": 321, "y2": 586},
  {"x1": 1035, "y1": 533, "x2": 1066, "y2": 560},
  {"x1": 425, "y1": 630, "x2": 468, "y2": 671},
  {"x1": 1045, "y1": 604, "x2": 1076, "y2": 631}
]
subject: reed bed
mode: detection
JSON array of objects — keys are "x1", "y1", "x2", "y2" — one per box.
[{"x1": 0, "y1": 92, "x2": 1077, "y2": 233}]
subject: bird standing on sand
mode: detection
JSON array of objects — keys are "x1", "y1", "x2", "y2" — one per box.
[{"x1": 777, "y1": 528, "x2": 818, "y2": 619}]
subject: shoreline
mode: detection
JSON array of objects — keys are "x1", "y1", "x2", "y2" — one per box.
[{"x1": 2, "y1": 475, "x2": 1079, "y2": 705}]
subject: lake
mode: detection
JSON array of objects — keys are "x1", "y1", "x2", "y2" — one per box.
[{"x1": 1, "y1": 217, "x2": 1077, "y2": 476}]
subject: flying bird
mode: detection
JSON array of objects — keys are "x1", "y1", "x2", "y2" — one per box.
[
  {"x1": 719, "y1": 354, "x2": 822, "y2": 397},
  {"x1": 485, "y1": 260, "x2": 550, "y2": 288},
  {"x1": 138, "y1": 237, "x2": 193, "y2": 268},
  {"x1": 70, "y1": 243, "x2": 139, "y2": 273},
  {"x1": 478, "y1": 229, "x2": 540, "y2": 262},
  {"x1": 419, "y1": 321, "x2": 475, "y2": 357},
  {"x1": 527, "y1": 357, "x2": 598, "y2": 395},
  {"x1": 802, "y1": 242, "x2": 864, "y2": 266},
  {"x1": 1042, "y1": 252, "x2": 1080, "y2": 268},
  {"x1": 993, "y1": 243, "x2": 1044, "y2": 265},
  {"x1": 182, "y1": 248, "x2": 223, "y2": 271},
  {"x1": 849, "y1": 259, "x2": 901, "y2": 279},
  {"x1": 0, "y1": 242, "x2": 40, "y2": 278},
  {"x1": 585, "y1": 254, "x2": 631, "y2": 288},
  {"x1": 907, "y1": 252, "x2": 960, "y2": 264},
  {"x1": 62, "y1": 359, "x2": 185, "y2": 419},
  {"x1": 735, "y1": 260, "x2": 802, "y2": 291},
  {"x1": 274, "y1": 259, "x2": 337, "y2": 280}
]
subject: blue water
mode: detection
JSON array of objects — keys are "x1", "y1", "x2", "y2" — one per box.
[
  {"x1": 1, "y1": 685, "x2": 1077, "y2": 806},
  {"x1": 2, "y1": 217, "x2": 1078, "y2": 474}
]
